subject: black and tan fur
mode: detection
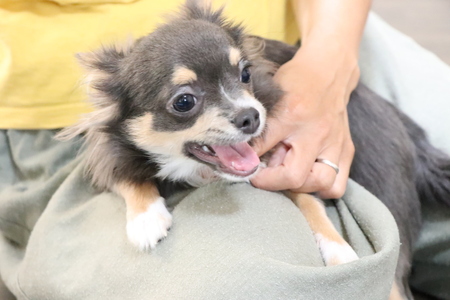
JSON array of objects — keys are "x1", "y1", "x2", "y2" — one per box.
[{"x1": 58, "y1": 1, "x2": 450, "y2": 299}]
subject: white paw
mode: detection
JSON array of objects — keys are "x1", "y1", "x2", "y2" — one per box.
[
  {"x1": 126, "y1": 197, "x2": 172, "y2": 251},
  {"x1": 315, "y1": 233, "x2": 359, "y2": 266}
]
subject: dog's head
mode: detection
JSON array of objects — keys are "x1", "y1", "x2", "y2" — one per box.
[{"x1": 61, "y1": 1, "x2": 281, "y2": 186}]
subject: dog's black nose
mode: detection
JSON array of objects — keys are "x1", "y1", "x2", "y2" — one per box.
[{"x1": 233, "y1": 108, "x2": 260, "y2": 134}]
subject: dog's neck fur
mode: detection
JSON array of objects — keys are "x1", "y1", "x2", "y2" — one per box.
[{"x1": 154, "y1": 154, "x2": 219, "y2": 187}]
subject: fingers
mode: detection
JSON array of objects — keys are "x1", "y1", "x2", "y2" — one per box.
[
  {"x1": 252, "y1": 141, "x2": 318, "y2": 191},
  {"x1": 290, "y1": 148, "x2": 341, "y2": 194},
  {"x1": 318, "y1": 138, "x2": 355, "y2": 199},
  {"x1": 252, "y1": 117, "x2": 288, "y2": 157},
  {"x1": 252, "y1": 132, "x2": 353, "y2": 197},
  {"x1": 316, "y1": 114, "x2": 354, "y2": 199}
]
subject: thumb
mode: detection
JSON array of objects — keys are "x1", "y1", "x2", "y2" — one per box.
[{"x1": 252, "y1": 118, "x2": 288, "y2": 156}]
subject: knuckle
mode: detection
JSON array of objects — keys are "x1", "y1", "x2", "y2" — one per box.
[
  {"x1": 327, "y1": 182, "x2": 347, "y2": 199},
  {"x1": 342, "y1": 142, "x2": 356, "y2": 163},
  {"x1": 348, "y1": 141, "x2": 355, "y2": 155},
  {"x1": 322, "y1": 177, "x2": 335, "y2": 191},
  {"x1": 313, "y1": 165, "x2": 337, "y2": 191},
  {"x1": 327, "y1": 184, "x2": 346, "y2": 199},
  {"x1": 317, "y1": 174, "x2": 335, "y2": 191},
  {"x1": 345, "y1": 140, "x2": 356, "y2": 162}
]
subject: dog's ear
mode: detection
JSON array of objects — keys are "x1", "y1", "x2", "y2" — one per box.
[
  {"x1": 239, "y1": 35, "x2": 284, "y2": 116},
  {"x1": 77, "y1": 46, "x2": 126, "y2": 74},
  {"x1": 181, "y1": 0, "x2": 224, "y2": 24},
  {"x1": 241, "y1": 35, "x2": 266, "y2": 61},
  {"x1": 245, "y1": 36, "x2": 298, "y2": 66},
  {"x1": 77, "y1": 38, "x2": 134, "y2": 96},
  {"x1": 179, "y1": 0, "x2": 243, "y2": 42},
  {"x1": 56, "y1": 40, "x2": 135, "y2": 141},
  {"x1": 241, "y1": 35, "x2": 278, "y2": 76},
  {"x1": 77, "y1": 38, "x2": 135, "y2": 105}
]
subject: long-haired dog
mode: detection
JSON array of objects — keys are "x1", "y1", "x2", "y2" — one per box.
[{"x1": 58, "y1": 1, "x2": 450, "y2": 299}]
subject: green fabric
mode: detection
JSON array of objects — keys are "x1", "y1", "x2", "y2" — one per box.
[{"x1": 0, "y1": 129, "x2": 400, "y2": 300}]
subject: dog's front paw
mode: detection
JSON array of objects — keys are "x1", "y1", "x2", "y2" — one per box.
[
  {"x1": 315, "y1": 234, "x2": 359, "y2": 266},
  {"x1": 126, "y1": 197, "x2": 172, "y2": 251}
]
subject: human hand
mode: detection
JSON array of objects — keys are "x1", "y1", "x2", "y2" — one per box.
[{"x1": 250, "y1": 42, "x2": 358, "y2": 199}]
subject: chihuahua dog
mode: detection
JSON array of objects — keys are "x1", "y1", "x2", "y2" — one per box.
[{"x1": 58, "y1": 1, "x2": 450, "y2": 299}]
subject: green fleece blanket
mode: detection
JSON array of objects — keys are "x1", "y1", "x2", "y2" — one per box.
[{"x1": 0, "y1": 129, "x2": 400, "y2": 300}]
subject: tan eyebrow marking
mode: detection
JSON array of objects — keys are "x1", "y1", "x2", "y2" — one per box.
[
  {"x1": 229, "y1": 47, "x2": 241, "y2": 66},
  {"x1": 172, "y1": 66, "x2": 198, "y2": 85}
]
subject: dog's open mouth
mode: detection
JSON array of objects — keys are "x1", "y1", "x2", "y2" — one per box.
[{"x1": 186, "y1": 142, "x2": 260, "y2": 177}]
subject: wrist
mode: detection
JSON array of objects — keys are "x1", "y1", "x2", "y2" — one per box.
[
  {"x1": 287, "y1": 40, "x2": 360, "y2": 107},
  {"x1": 299, "y1": 32, "x2": 360, "y2": 62},
  {"x1": 292, "y1": 0, "x2": 371, "y2": 62},
  {"x1": 292, "y1": 39, "x2": 360, "y2": 84}
]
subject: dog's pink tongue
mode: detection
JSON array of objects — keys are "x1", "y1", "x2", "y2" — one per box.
[{"x1": 211, "y1": 142, "x2": 260, "y2": 172}]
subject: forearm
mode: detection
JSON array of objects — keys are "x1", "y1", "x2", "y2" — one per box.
[{"x1": 292, "y1": 0, "x2": 372, "y2": 57}]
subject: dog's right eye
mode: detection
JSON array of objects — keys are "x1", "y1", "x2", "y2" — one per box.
[
  {"x1": 173, "y1": 94, "x2": 197, "y2": 112},
  {"x1": 240, "y1": 67, "x2": 251, "y2": 84}
]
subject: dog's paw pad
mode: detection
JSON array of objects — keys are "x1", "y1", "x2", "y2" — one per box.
[
  {"x1": 126, "y1": 197, "x2": 172, "y2": 251},
  {"x1": 316, "y1": 234, "x2": 359, "y2": 266}
]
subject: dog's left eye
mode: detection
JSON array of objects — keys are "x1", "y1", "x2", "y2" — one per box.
[
  {"x1": 173, "y1": 94, "x2": 197, "y2": 112},
  {"x1": 240, "y1": 67, "x2": 251, "y2": 83}
]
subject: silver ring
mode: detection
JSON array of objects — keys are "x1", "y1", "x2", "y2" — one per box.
[{"x1": 315, "y1": 158, "x2": 340, "y2": 174}]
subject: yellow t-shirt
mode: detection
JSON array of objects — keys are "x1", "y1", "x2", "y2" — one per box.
[{"x1": 0, "y1": 0, "x2": 298, "y2": 129}]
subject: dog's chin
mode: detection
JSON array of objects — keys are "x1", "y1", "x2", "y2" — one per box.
[{"x1": 185, "y1": 141, "x2": 260, "y2": 178}]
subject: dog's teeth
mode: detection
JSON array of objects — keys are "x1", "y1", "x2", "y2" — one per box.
[
  {"x1": 202, "y1": 145, "x2": 211, "y2": 153},
  {"x1": 200, "y1": 144, "x2": 217, "y2": 156}
]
